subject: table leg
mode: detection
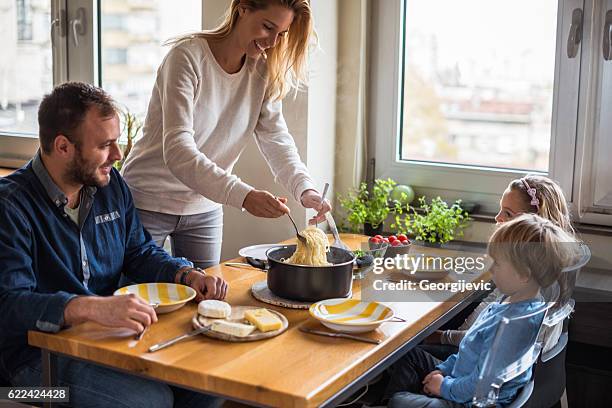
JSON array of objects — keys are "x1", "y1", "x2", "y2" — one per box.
[{"x1": 41, "y1": 350, "x2": 57, "y2": 408}]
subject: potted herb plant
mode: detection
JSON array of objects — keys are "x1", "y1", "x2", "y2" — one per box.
[
  {"x1": 338, "y1": 178, "x2": 405, "y2": 235},
  {"x1": 396, "y1": 196, "x2": 470, "y2": 246},
  {"x1": 113, "y1": 108, "x2": 142, "y2": 171}
]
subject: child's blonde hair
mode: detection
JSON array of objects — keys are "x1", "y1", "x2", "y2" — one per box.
[
  {"x1": 166, "y1": 0, "x2": 315, "y2": 101},
  {"x1": 508, "y1": 175, "x2": 573, "y2": 234},
  {"x1": 488, "y1": 214, "x2": 578, "y2": 303}
]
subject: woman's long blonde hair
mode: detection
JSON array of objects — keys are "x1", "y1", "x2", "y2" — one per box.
[
  {"x1": 508, "y1": 175, "x2": 574, "y2": 234},
  {"x1": 166, "y1": 0, "x2": 315, "y2": 101}
]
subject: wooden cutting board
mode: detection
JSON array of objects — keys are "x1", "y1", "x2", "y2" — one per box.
[{"x1": 191, "y1": 305, "x2": 288, "y2": 342}]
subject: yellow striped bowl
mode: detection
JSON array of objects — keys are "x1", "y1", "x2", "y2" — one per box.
[
  {"x1": 113, "y1": 283, "x2": 196, "y2": 314},
  {"x1": 309, "y1": 299, "x2": 394, "y2": 333}
]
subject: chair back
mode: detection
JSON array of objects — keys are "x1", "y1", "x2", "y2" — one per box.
[
  {"x1": 472, "y1": 242, "x2": 590, "y2": 407},
  {"x1": 472, "y1": 293, "x2": 553, "y2": 407}
]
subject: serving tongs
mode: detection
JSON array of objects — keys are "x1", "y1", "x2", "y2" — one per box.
[{"x1": 325, "y1": 212, "x2": 350, "y2": 251}]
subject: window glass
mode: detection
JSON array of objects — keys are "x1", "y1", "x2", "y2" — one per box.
[
  {"x1": 100, "y1": 0, "x2": 202, "y2": 120},
  {"x1": 0, "y1": 0, "x2": 52, "y2": 137},
  {"x1": 400, "y1": 0, "x2": 557, "y2": 172}
]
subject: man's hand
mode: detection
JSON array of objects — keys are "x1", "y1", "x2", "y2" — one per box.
[
  {"x1": 243, "y1": 190, "x2": 290, "y2": 218},
  {"x1": 422, "y1": 371, "x2": 444, "y2": 397},
  {"x1": 64, "y1": 295, "x2": 158, "y2": 334},
  {"x1": 300, "y1": 189, "x2": 332, "y2": 224},
  {"x1": 186, "y1": 270, "x2": 228, "y2": 301}
]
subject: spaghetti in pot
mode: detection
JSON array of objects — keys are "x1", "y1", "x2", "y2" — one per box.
[{"x1": 285, "y1": 226, "x2": 331, "y2": 266}]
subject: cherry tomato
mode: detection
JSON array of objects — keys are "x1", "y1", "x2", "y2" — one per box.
[
  {"x1": 388, "y1": 235, "x2": 397, "y2": 242},
  {"x1": 374, "y1": 235, "x2": 383, "y2": 241},
  {"x1": 397, "y1": 234, "x2": 408, "y2": 242},
  {"x1": 391, "y1": 240, "x2": 402, "y2": 247},
  {"x1": 370, "y1": 237, "x2": 382, "y2": 244}
]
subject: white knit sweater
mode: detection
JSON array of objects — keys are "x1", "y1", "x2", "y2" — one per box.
[{"x1": 121, "y1": 38, "x2": 316, "y2": 215}]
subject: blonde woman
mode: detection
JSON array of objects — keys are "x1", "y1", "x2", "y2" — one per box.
[
  {"x1": 121, "y1": 0, "x2": 330, "y2": 271},
  {"x1": 424, "y1": 175, "x2": 576, "y2": 359}
]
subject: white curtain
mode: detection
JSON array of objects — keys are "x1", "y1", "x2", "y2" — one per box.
[{"x1": 334, "y1": 0, "x2": 370, "y2": 213}]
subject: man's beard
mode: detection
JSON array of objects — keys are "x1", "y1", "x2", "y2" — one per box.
[{"x1": 66, "y1": 147, "x2": 111, "y2": 188}]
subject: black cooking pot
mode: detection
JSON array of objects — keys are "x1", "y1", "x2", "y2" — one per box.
[{"x1": 249, "y1": 245, "x2": 355, "y2": 302}]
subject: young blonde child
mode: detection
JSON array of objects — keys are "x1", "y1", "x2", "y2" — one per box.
[
  {"x1": 424, "y1": 175, "x2": 575, "y2": 356},
  {"x1": 494, "y1": 175, "x2": 573, "y2": 231},
  {"x1": 383, "y1": 214, "x2": 577, "y2": 407}
]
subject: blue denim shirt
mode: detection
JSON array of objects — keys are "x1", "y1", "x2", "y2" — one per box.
[
  {"x1": 0, "y1": 153, "x2": 192, "y2": 378},
  {"x1": 436, "y1": 298, "x2": 545, "y2": 405}
]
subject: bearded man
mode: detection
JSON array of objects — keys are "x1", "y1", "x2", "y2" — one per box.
[{"x1": 0, "y1": 82, "x2": 226, "y2": 407}]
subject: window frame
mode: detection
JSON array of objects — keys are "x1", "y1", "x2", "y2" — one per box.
[
  {"x1": 369, "y1": 0, "x2": 583, "y2": 214},
  {"x1": 0, "y1": 0, "x2": 70, "y2": 168},
  {"x1": 1, "y1": 0, "x2": 204, "y2": 168},
  {"x1": 569, "y1": 0, "x2": 612, "y2": 226}
]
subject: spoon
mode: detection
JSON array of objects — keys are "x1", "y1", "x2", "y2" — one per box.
[
  {"x1": 286, "y1": 212, "x2": 308, "y2": 245},
  {"x1": 276, "y1": 196, "x2": 308, "y2": 245}
]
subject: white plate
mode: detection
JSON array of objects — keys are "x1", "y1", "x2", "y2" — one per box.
[
  {"x1": 238, "y1": 244, "x2": 281, "y2": 260},
  {"x1": 309, "y1": 299, "x2": 395, "y2": 333}
]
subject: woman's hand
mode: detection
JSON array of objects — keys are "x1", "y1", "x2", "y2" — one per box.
[
  {"x1": 243, "y1": 190, "x2": 290, "y2": 218},
  {"x1": 301, "y1": 189, "x2": 332, "y2": 224}
]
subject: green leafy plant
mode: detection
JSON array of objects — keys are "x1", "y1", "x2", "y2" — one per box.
[
  {"x1": 113, "y1": 108, "x2": 142, "y2": 171},
  {"x1": 396, "y1": 196, "x2": 470, "y2": 244},
  {"x1": 338, "y1": 178, "x2": 405, "y2": 232}
]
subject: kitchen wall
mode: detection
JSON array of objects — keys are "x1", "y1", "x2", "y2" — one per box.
[{"x1": 201, "y1": 0, "x2": 339, "y2": 261}]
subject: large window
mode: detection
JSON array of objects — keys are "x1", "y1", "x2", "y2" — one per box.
[
  {"x1": 371, "y1": 0, "x2": 612, "y2": 225},
  {"x1": 0, "y1": 0, "x2": 52, "y2": 137},
  {"x1": 100, "y1": 0, "x2": 202, "y2": 118},
  {"x1": 0, "y1": 0, "x2": 202, "y2": 166},
  {"x1": 400, "y1": 1, "x2": 557, "y2": 172}
]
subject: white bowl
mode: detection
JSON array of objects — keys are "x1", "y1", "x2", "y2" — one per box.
[
  {"x1": 309, "y1": 298, "x2": 394, "y2": 333},
  {"x1": 114, "y1": 283, "x2": 196, "y2": 314}
]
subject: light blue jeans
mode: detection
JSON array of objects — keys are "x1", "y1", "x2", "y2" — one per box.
[
  {"x1": 11, "y1": 355, "x2": 223, "y2": 408},
  {"x1": 137, "y1": 208, "x2": 223, "y2": 269}
]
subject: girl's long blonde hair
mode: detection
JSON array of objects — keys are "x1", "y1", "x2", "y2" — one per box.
[
  {"x1": 508, "y1": 175, "x2": 574, "y2": 234},
  {"x1": 166, "y1": 0, "x2": 315, "y2": 101},
  {"x1": 488, "y1": 214, "x2": 578, "y2": 304}
]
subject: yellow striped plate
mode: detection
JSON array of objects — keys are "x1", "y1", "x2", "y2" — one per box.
[
  {"x1": 309, "y1": 299, "x2": 394, "y2": 333},
  {"x1": 113, "y1": 283, "x2": 196, "y2": 314}
]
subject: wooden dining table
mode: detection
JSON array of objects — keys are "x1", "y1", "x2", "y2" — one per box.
[{"x1": 29, "y1": 234, "x2": 491, "y2": 408}]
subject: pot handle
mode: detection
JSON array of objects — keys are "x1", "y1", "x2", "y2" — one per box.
[{"x1": 246, "y1": 257, "x2": 268, "y2": 271}]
